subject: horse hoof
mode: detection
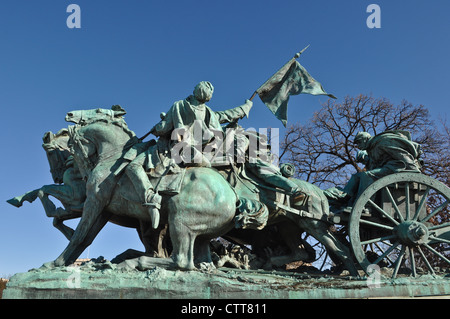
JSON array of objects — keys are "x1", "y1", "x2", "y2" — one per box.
[
  {"x1": 198, "y1": 262, "x2": 216, "y2": 272},
  {"x1": 40, "y1": 261, "x2": 58, "y2": 269},
  {"x1": 6, "y1": 198, "x2": 21, "y2": 208}
]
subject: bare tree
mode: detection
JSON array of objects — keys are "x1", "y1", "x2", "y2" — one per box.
[
  {"x1": 422, "y1": 118, "x2": 450, "y2": 186},
  {"x1": 280, "y1": 94, "x2": 445, "y2": 189},
  {"x1": 280, "y1": 94, "x2": 450, "y2": 270}
]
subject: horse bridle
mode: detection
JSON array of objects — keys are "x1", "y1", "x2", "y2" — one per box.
[{"x1": 69, "y1": 125, "x2": 96, "y2": 173}]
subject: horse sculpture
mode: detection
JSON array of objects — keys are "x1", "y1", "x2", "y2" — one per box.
[
  {"x1": 10, "y1": 105, "x2": 358, "y2": 275},
  {"x1": 7, "y1": 126, "x2": 169, "y2": 258},
  {"x1": 39, "y1": 106, "x2": 238, "y2": 270},
  {"x1": 7, "y1": 129, "x2": 85, "y2": 240},
  {"x1": 220, "y1": 165, "x2": 357, "y2": 274}
]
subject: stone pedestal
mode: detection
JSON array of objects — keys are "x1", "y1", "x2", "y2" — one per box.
[{"x1": 3, "y1": 257, "x2": 450, "y2": 299}]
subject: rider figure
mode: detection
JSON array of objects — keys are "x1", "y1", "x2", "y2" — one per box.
[
  {"x1": 242, "y1": 130, "x2": 300, "y2": 195},
  {"x1": 326, "y1": 130, "x2": 423, "y2": 206},
  {"x1": 125, "y1": 81, "x2": 253, "y2": 228}
]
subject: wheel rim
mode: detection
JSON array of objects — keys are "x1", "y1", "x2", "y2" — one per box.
[{"x1": 349, "y1": 173, "x2": 450, "y2": 279}]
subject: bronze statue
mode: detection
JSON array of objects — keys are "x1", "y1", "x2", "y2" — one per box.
[
  {"x1": 7, "y1": 54, "x2": 450, "y2": 280},
  {"x1": 326, "y1": 130, "x2": 424, "y2": 205},
  {"x1": 124, "y1": 81, "x2": 253, "y2": 229}
]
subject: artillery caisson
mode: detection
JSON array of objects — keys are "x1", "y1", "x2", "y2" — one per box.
[{"x1": 335, "y1": 172, "x2": 450, "y2": 278}]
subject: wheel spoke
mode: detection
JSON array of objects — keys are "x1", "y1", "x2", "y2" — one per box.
[
  {"x1": 423, "y1": 243, "x2": 450, "y2": 266},
  {"x1": 383, "y1": 187, "x2": 404, "y2": 222},
  {"x1": 417, "y1": 245, "x2": 435, "y2": 275},
  {"x1": 359, "y1": 218, "x2": 394, "y2": 231},
  {"x1": 375, "y1": 242, "x2": 396, "y2": 265},
  {"x1": 420, "y1": 200, "x2": 449, "y2": 223},
  {"x1": 405, "y1": 182, "x2": 410, "y2": 220},
  {"x1": 428, "y1": 222, "x2": 450, "y2": 231},
  {"x1": 392, "y1": 245, "x2": 406, "y2": 279},
  {"x1": 367, "y1": 198, "x2": 400, "y2": 226},
  {"x1": 360, "y1": 234, "x2": 396, "y2": 246},
  {"x1": 372, "y1": 241, "x2": 400, "y2": 266},
  {"x1": 429, "y1": 236, "x2": 450, "y2": 245},
  {"x1": 408, "y1": 246, "x2": 416, "y2": 277},
  {"x1": 412, "y1": 186, "x2": 430, "y2": 221}
]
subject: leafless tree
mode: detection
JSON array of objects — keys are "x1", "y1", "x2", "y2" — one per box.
[
  {"x1": 280, "y1": 94, "x2": 446, "y2": 189},
  {"x1": 280, "y1": 94, "x2": 450, "y2": 271}
]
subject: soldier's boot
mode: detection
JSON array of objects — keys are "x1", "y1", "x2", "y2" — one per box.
[{"x1": 143, "y1": 188, "x2": 162, "y2": 229}]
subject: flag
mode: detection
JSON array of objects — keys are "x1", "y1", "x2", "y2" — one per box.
[{"x1": 256, "y1": 56, "x2": 336, "y2": 127}]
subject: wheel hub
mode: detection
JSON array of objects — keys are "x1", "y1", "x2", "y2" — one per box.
[{"x1": 395, "y1": 221, "x2": 429, "y2": 246}]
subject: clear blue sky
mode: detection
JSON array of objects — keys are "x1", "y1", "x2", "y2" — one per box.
[{"x1": 1, "y1": 0, "x2": 449, "y2": 276}]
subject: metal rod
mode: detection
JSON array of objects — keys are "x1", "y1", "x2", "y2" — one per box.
[
  {"x1": 383, "y1": 187, "x2": 404, "y2": 223},
  {"x1": 368, "y1": 198, "x2": 400, "y2": 226},
  {"x1": 373, "y1": 241, "x2": 399, "y2": 266},
  {"x1": 417, "y1": 245, "x2": 435, "y2": 275},
  {"x1": 405, "y1": 182, "x2": 410, "y2": 220},
  {"x1": 360, "y1": 234, "x2": 396, "y2": 246},
  {"x1": 413, "y1": 186, "x2": 430, "y2": 221},
  {"x1": 420, "y1": 199, "x2": 449, "y2": 223},
  {"x1": 358, "y1": 218, "x2": 395, "y2": 231},
  {"x1": 424, "y1": 243, "x2": 450, "y2": 265},
  {"x1": 392, "y1": 245, "x2": 406, "y2": 279},
  {"x1": 408, "y1": 246, "x2": 416, "y2": 277}
]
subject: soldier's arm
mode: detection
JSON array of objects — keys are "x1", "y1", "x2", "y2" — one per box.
[
  {"x1": 215, "y1": 100, "x2": 253, "y2": 124},
  {"x1": 150, "y1": 103, "x2": 180, "y2": 136}
]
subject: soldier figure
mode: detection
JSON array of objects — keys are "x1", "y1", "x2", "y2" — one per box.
[
  {"x1": 125, "y1": 81, "x2": 253, "y2": 228},
  {"x1": 326, "y1": 130, "x2": 423, "y2": 205}
]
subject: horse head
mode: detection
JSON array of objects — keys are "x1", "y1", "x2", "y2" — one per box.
[
  {"x1": 65, "y1": 105, "x2": 127, "y2": 125},
  {"x1": 65, "y1": 106, "x2": 138, "y2": 180},
  {"x1": 42, "y1": 129, "x2": 72, "y2": 184}
]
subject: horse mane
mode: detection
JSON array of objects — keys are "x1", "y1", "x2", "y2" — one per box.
[
  {"x1": 68, "y1": 107, "x2": 136, "y2": 139},
  {"x1": 84, "y1": 117, "x2": 136, "y2": 139},
  {"x1": 42, "y1": 129, "x2": 72, "y2": 184},
  {"x1": 42, "y1": 128, "x2": 70, "y2": 152}
]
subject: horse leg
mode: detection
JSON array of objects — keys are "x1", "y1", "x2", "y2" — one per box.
[
  {"x1": 138, "y1": 221, "x2": 171, "y2": 258},
  {"x1": 40, "y1": 184, "x2": 84, "y2": 211},
  {"x1": 169, "y1": 213, "x2": 196, "y2": 270},
  {"x1": 37, "y1": 185, "x2": 83, "y2": 220},
  {"x1": 37, "y1": 190, "x2": 59, "y2": 218},
  {"x1": 52, "y1": 196, "x2": 111, "y2": 266},
  {"x1": 276, "y1": 220, "x2": 316, "y2": 264},
  {"x1": 297, "y1": 219, "x2": 358, "y2": 276},
  {"x1": 36, "y1": 189, "x2": 81, "y2": 240},
  {"x1": 7, "y1": 189, "x2": 40, "y2": 207},
  {"x1": 52, "y1": 207, "x2": 83, "y2": 241},
  {"x1": 50, "y1": 161, "x2": 122, "y2": 266},
  {"x1": 194, "y1": 236, "x2": 213, "y2": 265},
  {"x1": 53, "y1": 213, "x2": 76, "y2": 240}
]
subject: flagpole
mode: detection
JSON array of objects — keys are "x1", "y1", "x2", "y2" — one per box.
[{"x1": 296, "y1": 44, "x2": 310, "y2": 57}]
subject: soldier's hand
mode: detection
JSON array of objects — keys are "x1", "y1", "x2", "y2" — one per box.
[
  {"x1": 240, "y1": 99, "x2": 253, "y2": 118},
  {"x1": 356, "y1": 150, "x2": 368, "y2": 164}
]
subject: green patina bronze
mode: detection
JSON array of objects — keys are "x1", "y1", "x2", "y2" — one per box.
[
  {"x1": 6, "y1": 75, "x2": 450, "y2": 299},
  {"x1": 4, "y1": 257, "x2": 450, "y2": 299}
]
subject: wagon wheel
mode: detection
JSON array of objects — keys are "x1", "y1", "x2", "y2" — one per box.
[{"x1": 349, "y1": 172, "x2": 450, "y2": 279}]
